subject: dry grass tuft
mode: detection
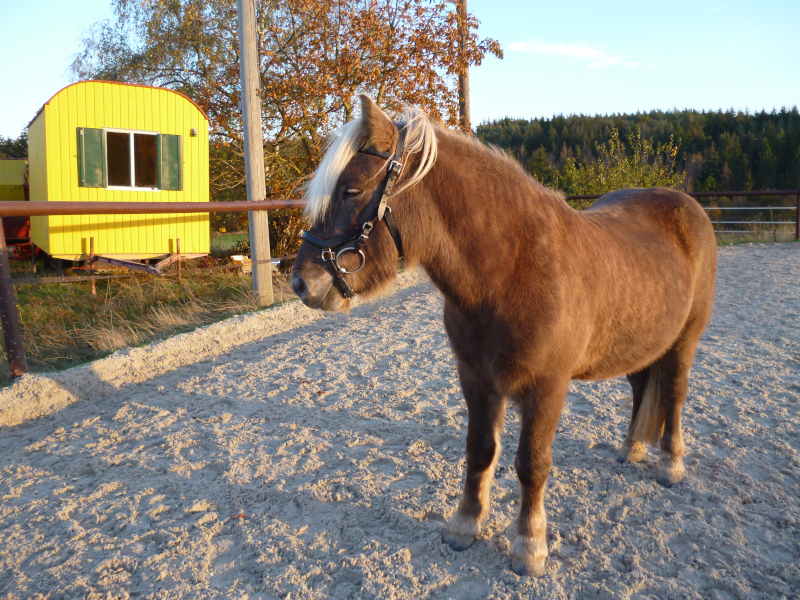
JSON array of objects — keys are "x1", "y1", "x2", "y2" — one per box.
[{"x1": 0, "y1": 261, "x2": 297, "y2": 385}]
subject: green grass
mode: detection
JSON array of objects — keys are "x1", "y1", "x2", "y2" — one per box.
[{"x1": 210, "y1": 231, "x2": 249, "y2": 254}]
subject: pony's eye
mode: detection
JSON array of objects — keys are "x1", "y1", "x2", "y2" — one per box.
[{"x1": 345, "y1": 188, "x2": 362, "y2": 198}]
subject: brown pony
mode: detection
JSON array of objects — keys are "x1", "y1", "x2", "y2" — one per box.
[{"x1": 291, "y1": 96, "x2": 717, "y2": 576}]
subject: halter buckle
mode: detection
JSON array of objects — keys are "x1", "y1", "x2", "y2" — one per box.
[
  {"x1": 388, "y1": 160, "x2": 403, "y2": 179},
  {"x1": 356, "y1": 222, "x2": 374, "y2": 247}
]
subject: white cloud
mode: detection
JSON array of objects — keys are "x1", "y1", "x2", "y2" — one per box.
[
  {"x1": 508, "y1": 39, "x2": 639, "y2": 69},
  {"x1": 507, "y1": 40, "x2": 604, "y2": 59}
]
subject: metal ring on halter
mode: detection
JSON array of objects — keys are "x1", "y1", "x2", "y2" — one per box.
[{"x1": 335, "y1": 247, "x2": 366, "y2": 274}]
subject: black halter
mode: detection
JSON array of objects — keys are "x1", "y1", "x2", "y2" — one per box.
[{"x1": 299, "y1": 127, "x2": 407, "y2": 299}]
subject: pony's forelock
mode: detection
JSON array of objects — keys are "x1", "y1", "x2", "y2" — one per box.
[
  {"x1": 303, "y1": 104, "x2": 438, "y2": 224},
  {"x1": 303, "y1": 119, "x2": 365, "y2": 224}
]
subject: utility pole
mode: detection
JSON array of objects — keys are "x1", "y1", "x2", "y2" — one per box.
[
  {"x1": 238, "y1": 0, "x2": 273, "y2": 306},
  {"x1": 457, "y1": 0, "x2": 470, "y2": 133}
]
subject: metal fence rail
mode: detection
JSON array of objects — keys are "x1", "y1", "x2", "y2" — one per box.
[
  {"x1": 0, "y1": 199, "x2": 305, "y2": 217},
  {"x1": 565, "y1": 190, "x2": 800, "y2": 238},
  {"x1": 696, "y1": 194, "x2": 798, "y2": 236}
]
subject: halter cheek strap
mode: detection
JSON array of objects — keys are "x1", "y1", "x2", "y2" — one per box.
[{"x1": 299, "y1": 127, "x2": 407, "y2": 299}]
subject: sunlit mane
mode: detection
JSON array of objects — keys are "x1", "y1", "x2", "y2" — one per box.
[{"x1": 304, "y1": 106, "x2": 438, "y2": 224}]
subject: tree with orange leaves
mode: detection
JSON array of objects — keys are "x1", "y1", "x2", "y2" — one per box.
[{"x1": 72, "y1": 0, "x2": 502, "y2": 204}]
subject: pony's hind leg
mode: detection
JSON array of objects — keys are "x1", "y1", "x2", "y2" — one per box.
[
  {"x1": 444, "y1": 361, "x2": 506, "y2": 552},
  {"x1": 510, "y1": 377, "x2": 568, "y2": 577},
  {"x1": 618, "y1": 368, "x2": 650, "y2": 463},
  {"x1": 654, "y1": 342, "x2": 700, "y2": 486},
  {"x1": 625, "y1": 336, "x2": 701, "y2": 486}
]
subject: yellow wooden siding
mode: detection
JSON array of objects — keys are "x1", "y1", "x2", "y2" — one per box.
[{"x1": 30, "y1": 80, "x2": 209, "y2": 259}]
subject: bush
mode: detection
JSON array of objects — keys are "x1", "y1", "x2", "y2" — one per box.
[
  {"x1": 528, "y1": 129, "x2": 685, "y2": 209},
  {"x1": 227, "y1": 208, "x2": 307, "y2": 259}
]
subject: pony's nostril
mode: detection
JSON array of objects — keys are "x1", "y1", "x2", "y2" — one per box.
[{"x1": 292, "y1": 275, "x2": 308, "y2": 299}]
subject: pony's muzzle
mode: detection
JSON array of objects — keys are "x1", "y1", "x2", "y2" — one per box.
[
  {"x1": 291, "y1": 274, "x2": 309, "y2": 302},
  {"x1": 292, "y1": 272, "x2": 327, "y2": 309},
  {"x1": 291, "y1": 264, "x2": 338, "y2": 310}
]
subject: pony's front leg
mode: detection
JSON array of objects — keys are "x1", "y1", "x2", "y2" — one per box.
[
  {"x1": 511, "y1": 379, "x2": 568, "y2": 577},
  {"x1": 444, "y1": 361, "x2": 506, "y2": 551}
]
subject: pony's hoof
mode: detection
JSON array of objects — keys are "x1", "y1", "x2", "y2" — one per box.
[
  {"x1": 443, "y1": 531, "x2": 474, "y2": 551},
  {"x1": 444, "y1": 511, "x2": 480, "y2": 551},
  {"x1": 617, "y1": 441, "x2": 647, "y2": 463},
  {"x1": 510, "y1": 535, "x2": 547, "y2": 577},
  {"x1": 657, "y1": 455, "x2": 685, "y2": 486},
  {"x1": 511, "y1": 556, "x2": 546, "y2": 577}
]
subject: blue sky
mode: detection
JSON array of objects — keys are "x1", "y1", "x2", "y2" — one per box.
[
  {"x1": 0, "y1": 0, "x2": 113, "y2": 138},
  {"x1": 0, "y1": 0, "x2": 798, "y2": 138},
  {"x1": 469, "y1": 0, "x2": 800, "y2": 124}
]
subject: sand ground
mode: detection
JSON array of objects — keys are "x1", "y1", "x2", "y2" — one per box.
[{"x1": 0, "y1": 243, "x2": 798, "y2": 599}]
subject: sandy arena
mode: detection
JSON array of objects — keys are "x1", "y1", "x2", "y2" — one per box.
[{"x1": 0, "y1": 243, "x2": 798, "y2": 599}]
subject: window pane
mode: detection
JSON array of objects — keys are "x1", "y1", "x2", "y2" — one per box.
[
  {"x1": 134, "y1": 133, "x2": 158, "y2": 188},
  {"x1": 106, "y1": 132, "x2": 131, "y2": 187}
]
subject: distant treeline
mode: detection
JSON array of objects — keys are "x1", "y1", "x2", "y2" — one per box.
[
  {"x1": 476, "y1": 107, "x2": 800, "y2": 193},
  {"x1": 0, "y1": 132, "x2": 28, "y2": 159}
]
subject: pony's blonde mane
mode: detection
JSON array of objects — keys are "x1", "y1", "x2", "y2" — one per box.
[{"x1": 304, "y1": 106, "x2": 438, "y2": 224}]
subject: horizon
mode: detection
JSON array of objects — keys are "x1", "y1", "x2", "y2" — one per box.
[{"x1": 475, "y1": 104, "x2": 800, "y2": 127}]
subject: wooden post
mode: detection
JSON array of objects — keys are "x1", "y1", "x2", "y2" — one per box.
[
  {"x1": 90, "y1": 237, "x2": 96, "y2": 296},
  {"x1": 238, "y1": 0, "x2": 274, "y2": 306},
  {"x1": 457, "y1": 0, "x2": 471, "y2": 133},
  {"x1": 0, "y1": 222, "x2": 27, "y2": 378},
  {"x1": 176, "y1": 238, "x2": 182, "y2": 283}
]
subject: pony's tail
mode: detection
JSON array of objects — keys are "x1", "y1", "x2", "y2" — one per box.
[{"x1": 629, "y1": 362, "x2": 666, "y2": 447}]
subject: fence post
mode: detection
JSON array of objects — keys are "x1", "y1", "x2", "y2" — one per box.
[
  {"x1": 796, "y1": 193, "x2": 799, "y2": 241},
  {"x1": 457, "y1": 0, "x2": 470, "y2": 133},
  {"x1": 0, "y1": 222, "x2": 27, "y2": 378},
  {"x1": 90, "y1": 237, "x2": 96, "y2": 296},
  {"x1": 238, "y1": 0, "x2": 274, "y2": 307}
]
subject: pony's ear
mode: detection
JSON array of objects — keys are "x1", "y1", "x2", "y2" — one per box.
[{"x1": 359, "y1": 95, "x2": 398, "y2": 154}]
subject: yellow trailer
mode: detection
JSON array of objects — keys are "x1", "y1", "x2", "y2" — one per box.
[{"x1": 28, "y1": 80, "x2": 210, "y2": 261}]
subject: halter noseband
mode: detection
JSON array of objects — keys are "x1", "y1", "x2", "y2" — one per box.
[{"x1": 299, "y1": 127, "x2": 407, "y2": 299}]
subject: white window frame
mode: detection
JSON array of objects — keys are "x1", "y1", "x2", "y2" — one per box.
[{"x1": 104, "y1": 128, "x2": 161, "y2": 192}]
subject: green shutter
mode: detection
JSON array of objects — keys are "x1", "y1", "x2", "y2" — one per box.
[
  {"x1": 77, "y1": 127, "x2": 106, "y2": 188},
  {"x1": 158, "y1": 134, "x2": 183, "y2": 191}
]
